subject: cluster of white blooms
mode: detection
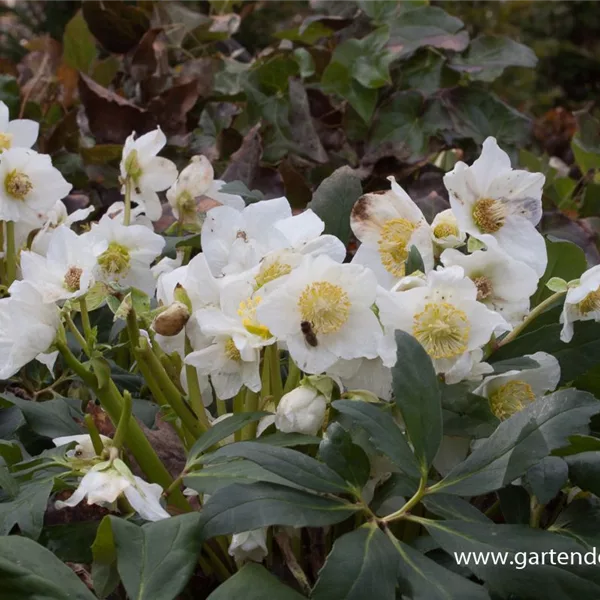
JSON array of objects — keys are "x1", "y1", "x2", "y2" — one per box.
[{"x1": 2, "y1": 104, "x2": 600, "y2": 525}]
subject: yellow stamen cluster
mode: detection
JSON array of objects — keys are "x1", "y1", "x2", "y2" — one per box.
[
  {"x1": 378, "y1": 218, "x2": 418, "y2": 277},
  {"x1": 64, "y1": 266, "x2": 83, "y2": 292},
  {"x1": 579, "y1": 288, "x2": 600, "y2": 315},
  {"x1": 238, "y1": 296, "x2": 271, "y2": 338},
  {"x1": 5, "y1": 169, "x2": 33, "y2": 200},
  {"x1": 298, "y1": 281, "x2": 351, "y2": 335},
  {"x1": 489, "y1": 380, "x2": 535, "y2": 420},
  {"x1": 97, "y1": 242, "x2": 131, "y2": 275},
  {"x1": 433, "y1": 222, "x2": 459, "y2": 239},
  {"x1": 472, "y1": 198, "x2": 506, "y2": 234},
  {"x1": 0, "y1": 132, "x2": 13, "y2": 152},
  {"x1": 224, "y1": 337, "x2": 241, "y2": 362},
  {"x1": 254, "y1": 260, "x2": 292, "y2": 290},
  {"x1": 413, "y1": 302, "x2": 470, "y2": 359}
]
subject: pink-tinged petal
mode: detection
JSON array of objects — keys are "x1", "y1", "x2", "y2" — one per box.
[
  {"x1": 6, "y1": 119, "x2": 39, "y2": 149},
  {"x1": 487, "y1": 170, "x2": 544, "y2": 225},
  {"x1": 470, "y1": 137, "x2": 512, "y2": 195}
]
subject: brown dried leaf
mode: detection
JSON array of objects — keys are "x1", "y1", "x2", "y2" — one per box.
[
  {"x1": 221, "y1": 123, "x2": 263, "y2": 186},
  {"x1": 127, "y1": 27, "x2": 162, "y2": 83},
  {"x1": 146, "y1": 79, "x2": 200, "y2": 137},
  {"x1": 78, "y1": 73, "x2": 152, "y2": 143}
]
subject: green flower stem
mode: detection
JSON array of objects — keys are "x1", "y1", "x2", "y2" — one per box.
[
  {"x1": 55, "y1": 338, "x2": 191, "y2": 512},
  {"x1": 64, "y1": 312, "x2": 91, "y2": 357},
  {"x1": 112, "y1": 390, "x2": 132, "y2": 450},
  {"x1": 84, "y1": 414, "x2": 105, "y2": 456},
  {"x1": 203, "y1": 544, "x2": 233, "y2": 581},
  {"x1": 79, "y1": 296, "x2": 93, "y2": 347},
  {"x1": 260, "y1": 349, "x2": 271, "y2": 398},
  {"x1": 4, "y1": 221, "x2": 16, "y2": 287},
  {"x1": 185, "y1": 337, "x2": 211, "y2": 431},
  {"x1": 496, "y1": 290, "x2": 566, "y2": 349},
  {"x1": 267, "y1": 345, "x2": 283, "y2": 404},
  {"x1": 233, "y1": 389, "x2": 245, "y2": 441},
  {"x1": 529, "y1": 496, "x2": 545, "y2": 528},
  {"x1": 283, "y1": 356, "x2": 301, "y2": 395},
  {"x1": 137, "y1": 336, "x2": 205, "y2": 438},
  {"x1": 241, "y1": 389, "x2": 260, "y2": 440},
  {"x1": 382, "y1": 476, "x2": 428, "y2": 523},
  {"x1": 123, "y1": 177, "x2": 133, "y2": 227},
  {"x1": 216, "y1": 398, "x2": 227, "y2": 417}
]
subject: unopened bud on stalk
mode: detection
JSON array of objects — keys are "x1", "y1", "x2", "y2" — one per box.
[
  {"x1": 275, "y1": 386, "x2": 327, "y2": 436},
  {"x1": 152, "y1": 301, "x2": 190, "y2": 336}
]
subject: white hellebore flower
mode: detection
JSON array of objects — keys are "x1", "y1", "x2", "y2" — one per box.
[
  {"x1": 228, "y1": 529, "x2": 268, "y2": 563},
  {"x1": 377, "y1": 266, "x2": 511, "y2": 378},
  {"x1": 473, "y1": 352, "x2": 560, "y2": 420},
  {"x1": 84, "y1": 215, "x2": 165, "y2": 295},
  {"x1": 166, "y1": 155, "x2": 244, "y2": 222},
  {"x1": 256, "y1": 255, "x2": 383, "y2": 374},
  {"x1": 440, "y1": 235, "x2": 539, "y2": 325},
  {"x1": 53, "y1": 434, "x2": 112, "y2": 459},
  {"x1": 30, "y1": 199, "x2": 94, "y2": 255},
  {"x1": 20, "y1": 226, "x2": 106, "y2": 303},
  {"x1": 350, "y1": 176, "x2": 434, "y2": 289},
  {"x1": 560, "y1": 265, "x2": 600, "y2": 343},
  {"x1": 0, "y1": 100, "x2": 39, "y2": 151},
  {"x1": 0, "y1": 148, "x2": 72, "y2": 223},
  {"x1": 275, "y1": 385, "x2": 327, "y2": 435},
  {"x1": 0, "y1": 281, "x2": 60, "y2": 380},
  {"x1": 185, "y1": 279, "x2": 270, "y2": 400},
  {"x1": 430, "y1": 208, "x2": 466, "y2": 249},
  {"x1": 120, "y1": 128, "x2": 178, "y2": 221},
  {"x1": 55, "y1": 458, "x2": 170, "y2": 522},
  {"x1": 443, "y1": 137, "x2": 547, "y2": 276}
]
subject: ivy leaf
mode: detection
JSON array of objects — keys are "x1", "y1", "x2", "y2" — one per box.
[
  {"x1": 392, "y1": 331, "x2": 442, "y2": 476},
  {"x1": 0, "y1": 535, "x2": 97, "y2": 599},
  {"x1": 62, "y1": 10, "x2": 97, "y2": 74},
  {"x1": 450, "y1": 35, "x2": 537, "y2": 82},
  {"x1": 312, "y1": 525, "x2": 398, "y2": 600},
  {"x1": 207, "y1": 564, "x2": 306, "y2": 600},
  {"x1": 433, "y1": 389, "x2": 600, "y2": 496},
  {"x1": 199, "y1": 482, "x2": 359, "y2": 540},
  {"x1": 310, "y1": 167, "x2": 362, "y2": 245}
]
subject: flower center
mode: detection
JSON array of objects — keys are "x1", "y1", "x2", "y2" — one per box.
[
  {"x1": 224, "y1": 337, "x2": 241, "y2": 362},
  {"x1": 433, "y1": 222, "x2": 458, "y2": 239},
  {"x1": 579, "y1": 288, "x2": 600, "y2": 314},
  {"x1": 176, "y1": 191, "x2": 197, "y2": 220},
  {"x1": 378, "y1": 218, "x2": 418, "y2": 277},
  {"x1": 124, "y1": 149, "x2": 143, "y2": 184},
  {"x1": 254, "y1": 260, "x2": 292, "y2": 290},
  {"x1": 0, "y1": 132, "x2": 13, "y2": 152},
  {"x1": 238, "y1": 296, "x2": 271, "y2": 338},
  {"x1": 473, "y1": 275, "x2": 493, "y2": 301},
  {"x1": 97, "y1": 242, "x2": 131, "y2": 276},
  {"x1": 413, "y1": 302, "x2": 470, "y2": 359},
  {"x1": 5, "y1": 169, "x2": 33, "y2": 200},
  {"x1": 489, "y1": 380, "x2": 535, "y2": 420},
  {"x1": 472, "y1": 198, "x2": 506, "y2": 234},
  {"x1": 64, "y1": 266, "x2": 83, "y2": 292},
  {"x1": 298, "y1": 281, "x2": 351, "y2": 335}
]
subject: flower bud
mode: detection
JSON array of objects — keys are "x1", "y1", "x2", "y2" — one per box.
[
  {"x1": 228, "y1": 529, "x2": 268, "y2": 564},
  {"x1": 152, "y1": 301, "x2": 190, "y2": 336},
  {"x1": 275, "y1": 386, "x2": 327, "y2": 436}
]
